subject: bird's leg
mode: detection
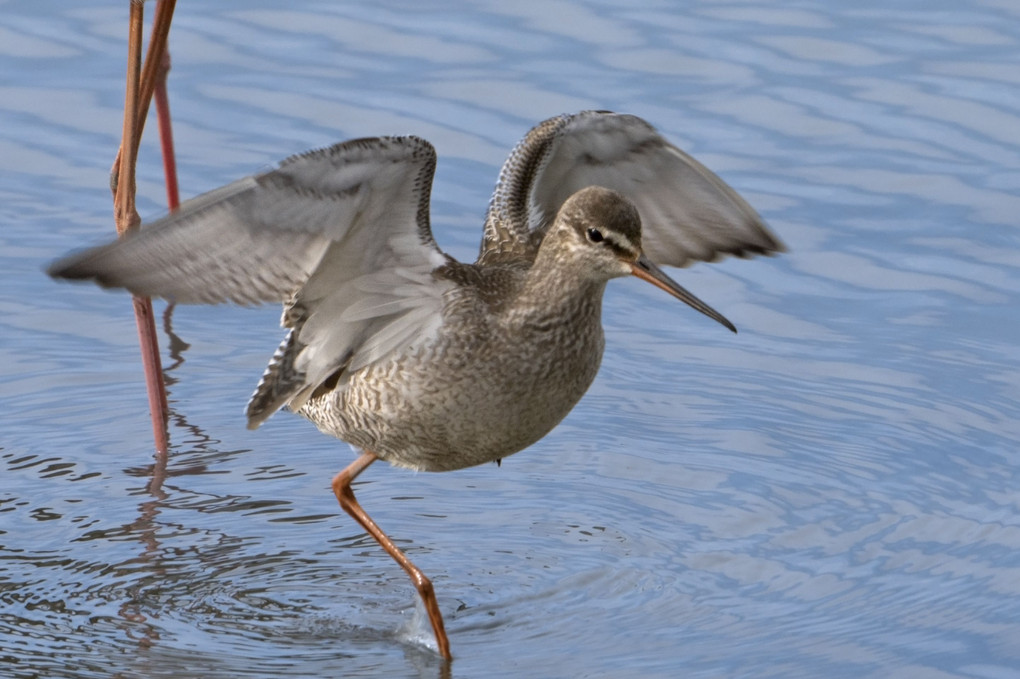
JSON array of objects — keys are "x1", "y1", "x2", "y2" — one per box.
[{"x1": 332, "y1": 451, "x2": 452, "y2": 660}]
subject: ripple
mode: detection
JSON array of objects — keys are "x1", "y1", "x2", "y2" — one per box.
[{"x1": 3, "y1": 1, "x2": 1020, "y2": 677}]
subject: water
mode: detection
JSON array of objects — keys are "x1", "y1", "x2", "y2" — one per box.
[{"x1": 2, "y1": 1, "x2": 1019, "y2": 677}]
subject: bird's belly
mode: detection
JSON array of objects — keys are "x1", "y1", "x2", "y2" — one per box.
[{"x1": 301, "y1": 329, "x2": 603, "y2": 472}]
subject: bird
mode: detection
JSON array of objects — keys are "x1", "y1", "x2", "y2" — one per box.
[{"x1": 48, "y1": 110, "x2": 783, "y2": 660}]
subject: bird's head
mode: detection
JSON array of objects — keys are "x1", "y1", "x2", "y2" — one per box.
[{"x1": 548, "y1": 185, "x2": 736, "y2": 332}]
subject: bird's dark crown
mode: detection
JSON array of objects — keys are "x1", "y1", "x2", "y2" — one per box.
[{"x1": 559, "y1": 185, "x2": 643, "y2": 259}]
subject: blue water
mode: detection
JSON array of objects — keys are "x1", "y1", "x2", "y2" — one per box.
[{"x1": 2, "y1": 1, "x2": 1019, "y2": 677}]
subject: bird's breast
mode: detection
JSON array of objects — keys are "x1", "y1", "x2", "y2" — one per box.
[{"x1": 302, "y1": 295, "x2": 605, "y2": 472}]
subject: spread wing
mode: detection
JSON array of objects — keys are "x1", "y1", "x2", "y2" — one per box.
[
  {"x1": 49, "y1": 136, "x2": 454, "y2": 427},
  {"x1": 479, "y1": 110, "x2": 784, "y2": 267}
]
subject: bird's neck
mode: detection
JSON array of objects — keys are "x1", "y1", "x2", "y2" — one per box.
[{"x1": 507, "y1": 257, "x2": 607, "y2": 332}]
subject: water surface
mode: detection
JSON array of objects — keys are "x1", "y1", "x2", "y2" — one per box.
[{"x1": 2, "y1": 1, "x2": 1019, "y2": 677}]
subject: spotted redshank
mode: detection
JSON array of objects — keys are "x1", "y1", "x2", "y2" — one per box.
[{"x1": 49, "y1": 110, "x2": 783, "y2": 659}]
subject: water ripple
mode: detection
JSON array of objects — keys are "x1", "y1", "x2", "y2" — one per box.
[{"x1": 2, "y1": 1, "x2": 1019, "y2": 677}]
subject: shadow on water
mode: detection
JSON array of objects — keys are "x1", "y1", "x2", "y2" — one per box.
[{"x1": 161, "y1": 303, "x2": 191, "y2": 376}]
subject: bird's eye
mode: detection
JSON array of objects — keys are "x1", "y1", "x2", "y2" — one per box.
[{"x1": 586, "y1": 228, "x2": 604, "y2": 243}]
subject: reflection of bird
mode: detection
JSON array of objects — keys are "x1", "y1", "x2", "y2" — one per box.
[{"x1": 49, "y1": 111, "x2": 783, "y2": 660}]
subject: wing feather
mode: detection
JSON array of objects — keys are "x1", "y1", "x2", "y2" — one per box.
[
  {"x1": 480, "y1": 111, "x2": 784, "y2": 267},
  {"x1": 49, "y1": 135, "x2": 453, "y2": 427}
]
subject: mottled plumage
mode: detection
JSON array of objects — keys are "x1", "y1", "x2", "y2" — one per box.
[{"x1": 49, "y1": 110, "x2": 784, "y2": 658}]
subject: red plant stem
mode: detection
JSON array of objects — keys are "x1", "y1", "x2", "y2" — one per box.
[
  {"x1": 115, "y1": 0, "x2": 170, "y2": 454},
  {"x1": 112, "y1": 0, "x2": 178, "y2": 184},
  {"x1": 149, "y1": 2, "x2": 180, "y2": 488},
  {"x1": 133, "y1": 298, "x2": 170, "y2": 454},
  {"x1": 154, "y1": 49, "x2": 180, "y2": 211}
]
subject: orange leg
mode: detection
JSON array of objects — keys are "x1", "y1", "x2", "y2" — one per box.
[{"x1": 332, "y1": 451, "x2": 452, "y2": 660}]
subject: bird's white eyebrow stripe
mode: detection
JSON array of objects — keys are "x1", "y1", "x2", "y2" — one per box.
[
  {"x1": 611, "y1": 233, "x2": 637, "y2": 251},
  {"x1": 597, "y1": 232, "x2": 638, "y2": 257}
]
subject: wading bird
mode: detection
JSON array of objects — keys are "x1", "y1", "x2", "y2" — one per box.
[{"x1": 49, "y1": 111, "x2": 783, "y2": 659}]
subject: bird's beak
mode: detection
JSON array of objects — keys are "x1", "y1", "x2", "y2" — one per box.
[{"x1": 630, "y1": 254, "x2": 736, "y2": 333}]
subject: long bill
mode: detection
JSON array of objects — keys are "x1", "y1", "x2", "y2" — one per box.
[{"x1": 631, "y1": 253, "x2": 737, "y2": 333}]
